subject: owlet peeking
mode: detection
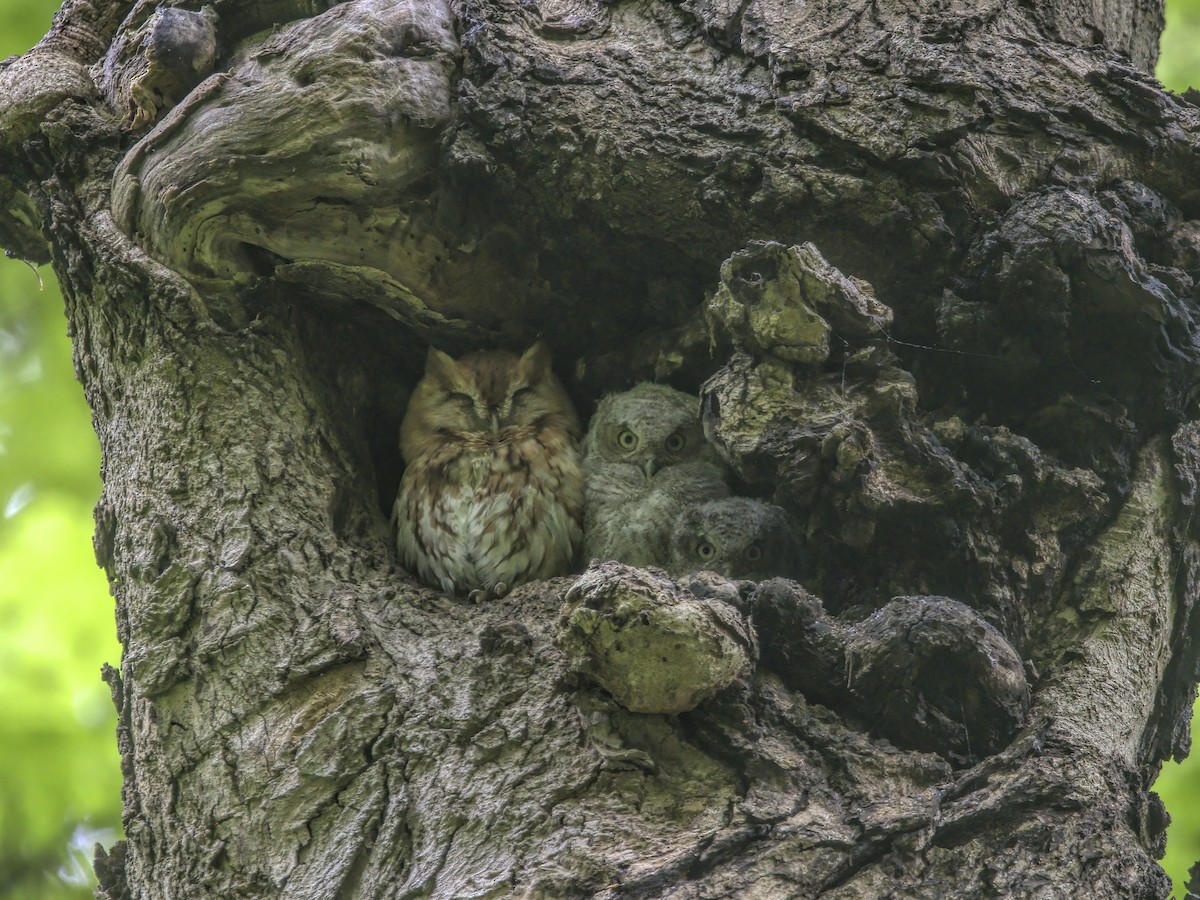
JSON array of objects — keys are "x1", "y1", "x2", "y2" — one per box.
[
  {"x1": 393, "y1": 342, "x2": 584, "y2": 598},
  {"x1": 582, "y1": 382, "x2": 730, "y2": 568},
  {"x1": 668, "y1": 497, "x2": 798, "y2": 581}
]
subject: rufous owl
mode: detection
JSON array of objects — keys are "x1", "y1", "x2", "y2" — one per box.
[{"x1": 393, "y1": 342, "x2": 584, "y2": 598}]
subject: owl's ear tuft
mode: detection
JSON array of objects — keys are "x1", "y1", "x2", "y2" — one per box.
[
  {"x1": 425, "y1": 346, "x2": 459, "y2": 384},
  {"x1": 519, "y1": 340, "x2": 552, "y2": 378}
]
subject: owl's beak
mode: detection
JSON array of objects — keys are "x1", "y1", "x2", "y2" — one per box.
[
  {"x1": 490, "y1": 411, "x2": 501, "y2": 433},
  {"x1": 643, "y1": 459, "x2": 657, "y2": 478}
]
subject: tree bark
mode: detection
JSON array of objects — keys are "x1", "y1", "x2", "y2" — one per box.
[{"x1": 4, "y1": 0, "x2": 1200, "y2": 896}]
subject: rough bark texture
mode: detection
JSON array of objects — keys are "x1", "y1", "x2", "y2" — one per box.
[{"x1": 4, "y1": 0, "x2": 1200, "y2": 896}]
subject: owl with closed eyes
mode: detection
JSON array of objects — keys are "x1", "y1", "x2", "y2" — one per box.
[
  {"x1": 582, "y1": 382, "x2": 730, "y2": 568},
  {"x1": 393, "y1": 342, "x2": 584, "y2": 598},
  {"x1": 668, "y1": 497, "x2": 799, "y2": 580}
]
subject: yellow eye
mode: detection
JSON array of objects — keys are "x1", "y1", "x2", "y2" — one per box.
[
  {"x1": 696, "y1": 541, "x2": 716, "y2": 561},
  {"x1": 665, "y1": 432, "x2": 686, "y2": 452},
  {"x1": 447, "y1": 391, "x2": 473, "y2": 406},
  {"x1": 745, "y1": 544, "x2": 763, "y2": 562},
  {"x1": 617, "y1": 429, "x2": 639, "y2": 450},
  {"x1": 512, "y1": 386, "x2": 533, "y2": 402}
]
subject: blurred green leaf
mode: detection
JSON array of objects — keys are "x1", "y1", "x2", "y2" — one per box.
[
  {"x1": 0, "y1": 269, "x2": 101, "y2": 511},
  {"x1": 0, "y1": 0, "x2": 55, "y2": 57},
  {"x1": 1160, "y1": 0, "x2": 1200, "y2": 92},
  {"x1": 0, "y1": 257, "x2": 119, "y2": 899},
  {"x1": 0, "y1": 266, "x2": 119, "y2": 900},
  {"x1": 1, "y1": 5, "x2": 121, "y2": 898},
  {"x1": 1158, "y1": 710, "x2": 1200, "y2": 900}
]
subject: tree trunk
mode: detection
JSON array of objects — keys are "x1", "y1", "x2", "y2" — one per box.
[{"x1": 4, "y1": 0, "x2": 1200, "y2": 896}]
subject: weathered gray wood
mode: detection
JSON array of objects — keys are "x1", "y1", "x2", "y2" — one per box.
[{"x1": 3, "y1": 0, "x2": 1200, "y2": 896}]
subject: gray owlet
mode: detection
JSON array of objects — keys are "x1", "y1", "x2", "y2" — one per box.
[
  {"x1": 393, "y1": 342, "x2": 584, "y2": 598},
  {"x1": 583, "y1": 382, "x2": 730, "y2": 568},
  {"x1": 668, "y1": 497, "x2": 799, "y2": 580}
]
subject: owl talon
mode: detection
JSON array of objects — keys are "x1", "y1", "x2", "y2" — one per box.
[
  {"x1": 468, "y1": 589, "x2": 486, "y2": 604},
  {"x1": 493, "y1": 581, "x2": 509, "y2": 598}
]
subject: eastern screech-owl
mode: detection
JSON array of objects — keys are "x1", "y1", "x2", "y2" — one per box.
[
  {"x1": 582, "y1": 382, "x2": 730, "y2": 568},
  {"x1": 668, "y1": 497, "x2": 798, "y2": 580},
  {"x1": 393, "y1": 342, "x2": 584, "y2": 597}
]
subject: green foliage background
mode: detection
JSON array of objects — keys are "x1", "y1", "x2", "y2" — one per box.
[
  {"x1": 0, "y1": 2, "x2": 1198, "y2": 896},
  {"x1": 1, "y1": 7, "x2": 122, "y2": 899}
]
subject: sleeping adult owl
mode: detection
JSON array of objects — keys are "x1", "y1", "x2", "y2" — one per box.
[
  {"x1": 668, "y1": 497, "x2": 799, "y2": 580},
  {"x1": 393, "y1": 342, "x2": 584, "y2": 598},
  {"x1": 582, "y1": 382, "x2": 730, "y2": 568}
]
